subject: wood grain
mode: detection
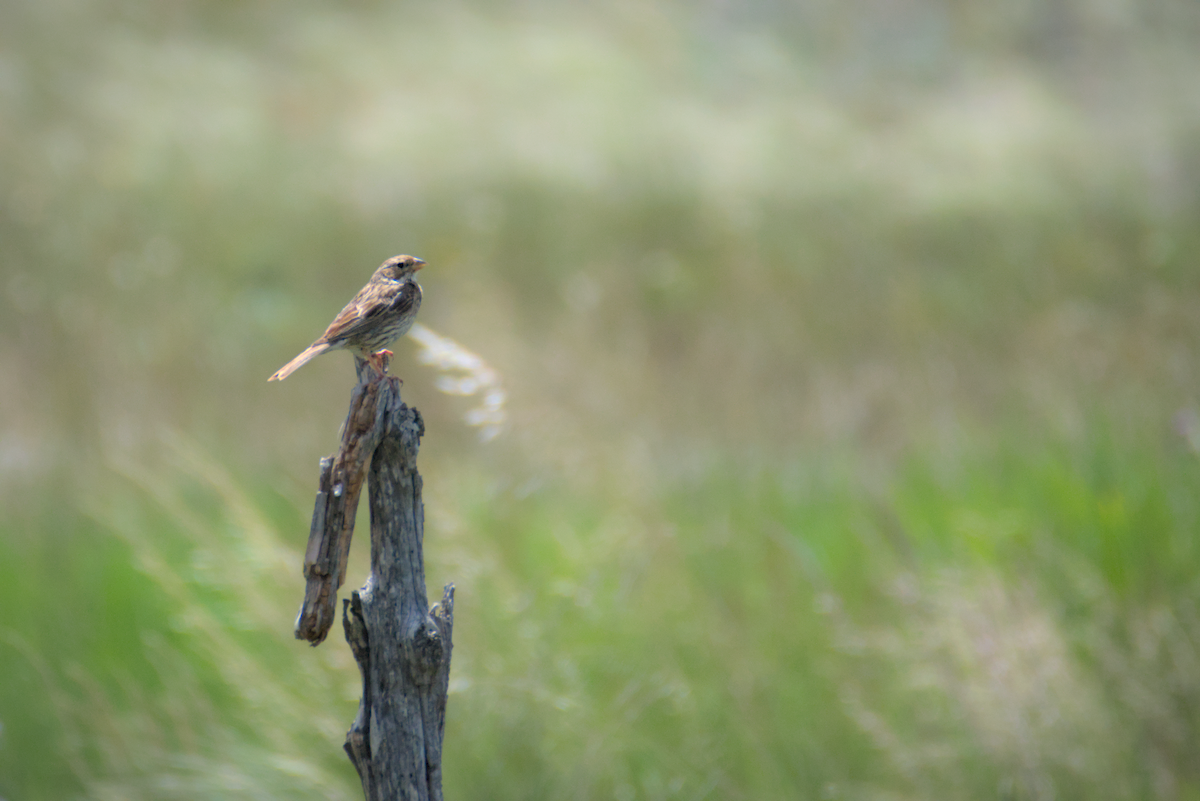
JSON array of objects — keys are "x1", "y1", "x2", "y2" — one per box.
[{"x1": 293, "y1": 357, "x2": 453, "y2": 799}]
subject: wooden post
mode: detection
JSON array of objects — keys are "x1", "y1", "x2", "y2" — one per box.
[{"x1": 295, "y1": 359, "x2": 454, "y2": 800}]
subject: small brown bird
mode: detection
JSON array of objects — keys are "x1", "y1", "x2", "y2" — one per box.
[{"x1": 268, "y1": 254, "x2": 425, "y2": 382}]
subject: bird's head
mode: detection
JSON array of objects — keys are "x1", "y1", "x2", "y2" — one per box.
[{"x1": 378, "y1": 254, "x2": 426, "y2": 280}]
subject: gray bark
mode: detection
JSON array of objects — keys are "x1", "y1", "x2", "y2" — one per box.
[{"x1": 294, "y1": 360, "x2": 453, "y2": 800}]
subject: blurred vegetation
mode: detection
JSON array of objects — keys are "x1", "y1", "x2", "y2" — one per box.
[{"x1": 2, "y1": 0, "x2": 1200, "y2": 798}]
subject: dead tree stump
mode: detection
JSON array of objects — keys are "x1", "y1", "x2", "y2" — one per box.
[{"x1": 294, "y1": 359, "x2": 454, "y2": 800}]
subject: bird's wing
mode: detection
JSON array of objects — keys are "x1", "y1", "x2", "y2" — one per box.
[
  {"x1": 318, "y1": 280, "x2": 419, "y2": 345},
  {"x1": 316, "y1": 296, "x2": 372, "y2": 345}
]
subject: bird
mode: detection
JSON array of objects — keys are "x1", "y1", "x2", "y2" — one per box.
[{"x1": 268, "y1": 254, "x2": 425, "y2": 382}]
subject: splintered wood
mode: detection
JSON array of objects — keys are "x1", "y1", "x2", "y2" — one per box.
[
  {"x1": 290, "y1": 358, "x2": 454, "y2": 801},
  {"x1": 294, "y1": 375, "x2": 386, "y2": 645}
]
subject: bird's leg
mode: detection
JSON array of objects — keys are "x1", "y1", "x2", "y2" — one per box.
[{"x1": 368, "y1": 349, "x2": 394, "y2": 376}]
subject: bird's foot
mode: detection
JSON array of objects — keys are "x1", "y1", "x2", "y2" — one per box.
[{"x1": 367, "y1": 350, "x2": 399, "y2": 382}]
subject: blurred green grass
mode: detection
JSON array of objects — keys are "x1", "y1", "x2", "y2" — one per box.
[{"x1": 2, "y1": 0, "x2": 1200, "y2": 799}]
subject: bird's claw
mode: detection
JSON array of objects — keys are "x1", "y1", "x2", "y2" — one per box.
[{"x1": 367, "y1": 349, "x2": 398, "y2": 382}]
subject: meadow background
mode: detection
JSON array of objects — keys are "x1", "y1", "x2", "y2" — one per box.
[{"x1": 2, "y1": 0, "x2": 1200, "y2": 798}]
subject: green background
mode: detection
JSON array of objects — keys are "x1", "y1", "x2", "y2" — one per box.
[{"x1": 2, "y1": 1, "x2": 1199, "y2": 798}]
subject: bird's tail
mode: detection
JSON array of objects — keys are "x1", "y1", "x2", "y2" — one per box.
[{"x1": 268, "y1": 342, "x2": 332, "y2": 381}]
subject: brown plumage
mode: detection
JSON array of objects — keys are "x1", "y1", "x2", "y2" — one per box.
[{"x1": 268, "y1": 254, "x2": 425, "y2": 381}]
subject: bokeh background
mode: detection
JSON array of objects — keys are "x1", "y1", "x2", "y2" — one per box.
[{"x1": 3, "y1": 0, "x2": 1200, "y2": 798}]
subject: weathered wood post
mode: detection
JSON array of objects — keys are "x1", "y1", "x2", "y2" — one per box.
[{"x1": 294, "y1": 358, "x2": 453, "y2": 800}]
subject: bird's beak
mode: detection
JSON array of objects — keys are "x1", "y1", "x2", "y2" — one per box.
[{"x1": 413, "y1": 259, "x2": 426, "y2": 271}]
